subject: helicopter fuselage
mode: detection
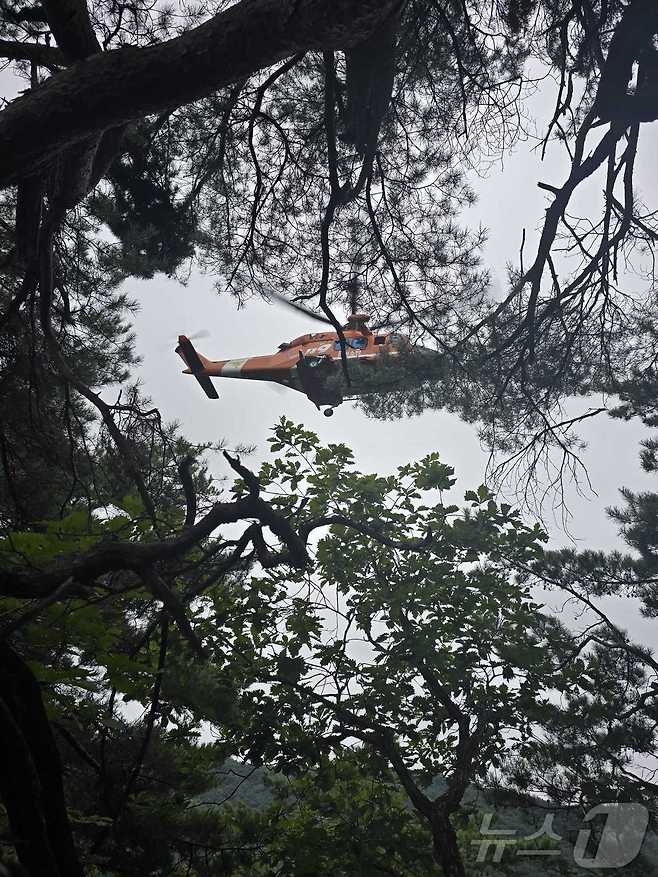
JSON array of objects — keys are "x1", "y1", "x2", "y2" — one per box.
[{"x1": 176, "y1": 318, "x2": 408, "y2": 413}]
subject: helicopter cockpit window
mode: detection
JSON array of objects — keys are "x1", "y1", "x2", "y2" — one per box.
[{"x1": 334, "y1": 337, "x2": 367, "y2": 351}]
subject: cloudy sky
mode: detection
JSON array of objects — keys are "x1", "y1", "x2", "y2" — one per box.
[
  {"x1": 2, "y1": 61, "x2": 657, "y2": 642},
  {"x1": 125, "y1": 81, "x2": 658, "y2": 645},
  {"x1": 127, "y1": 85, "x2": 657, "y2": 540}
]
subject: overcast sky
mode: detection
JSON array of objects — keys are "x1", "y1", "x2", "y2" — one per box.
[
  {"x1": 2, "y1": 62, "x2": 657, "y2": 643},
  {"x1": 128, "y1": 86, "x2": 658, "y2": 543},
  {"x1": 126, "y1": 82, "x2": 658, "y2": 646}
]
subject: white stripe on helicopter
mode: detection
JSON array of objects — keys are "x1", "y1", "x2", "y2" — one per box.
[{"x1": 221, "y1": 359, "x2": 250, "y2": 376}]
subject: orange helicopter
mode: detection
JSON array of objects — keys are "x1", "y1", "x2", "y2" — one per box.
[{"x1": 175, "y1": 293, "x2": 425, "y2": 416}]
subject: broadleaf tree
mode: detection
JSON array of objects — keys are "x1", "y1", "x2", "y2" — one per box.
[
  {"x1": 215, "y1": 419, "x2": 599, "y2": 877},
  {"x1": 0, "y1": 418, "x2": 625, "y2": 875}
]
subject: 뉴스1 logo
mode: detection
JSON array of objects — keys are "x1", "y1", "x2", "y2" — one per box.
[{"x1": 471, "y1": 802, "x2": 649, "y2": 869}]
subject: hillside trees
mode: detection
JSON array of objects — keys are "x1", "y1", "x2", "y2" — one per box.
[{"x1": 185, "y1": 753, "x2": 442, "y2": 875}]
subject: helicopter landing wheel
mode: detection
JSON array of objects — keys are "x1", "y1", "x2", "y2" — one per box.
[{"x1": 323, "y1": 408, "x2": 334, "y2": 417}]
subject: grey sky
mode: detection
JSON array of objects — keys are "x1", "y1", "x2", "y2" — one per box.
[
  {"x1": 2, "y1": 60, "x2": 657, "y2": 645},
  {"x1": 127, "y1": 83, "x2": 658, "y2": 647},
  {"x1": 129, "y1": 92, "x2": 658, "y2": 547}
]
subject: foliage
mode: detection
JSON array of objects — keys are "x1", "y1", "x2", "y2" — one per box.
[
  {"x1": 90, "y1": 126, "x2": 198, "y2": 278},
  {"x1": 505, "y1": 439, "x2": 658, "y2": 817},
  {"x1": 206, "y1": 753, "x2": 442, "y2": 877},
  {"x1": 214, "y1": 419, "x2": 571, "y2": 874},
  {"x1": 0, "y1": 415, "x2": 657, "y2": 875},
  {"x1": 2, "y1": 1, "x2": 658, "y2": 873},
  {"x1": 0, "y1": 421, "x2": 537, "y2": 874}
]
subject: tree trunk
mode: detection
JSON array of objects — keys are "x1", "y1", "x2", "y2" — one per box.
[
  {"x1": 0, "y1": 696, "x2": 62, "y2": 877},
  {"x1": 595, "y1": 0, "x2": 658, "y2": 124},
  {"x1": 0, "y1": 0, "x2": 403, "y2": 186},
  {"x1": 431, "y1": 810, "x2": 466, "y2": 877},
  {"x1": 42, "y1": 0, "x2": 101, "y2": 62},
  {"x1": 0, "y1": 644, "x2": 85, "y2": 877}
]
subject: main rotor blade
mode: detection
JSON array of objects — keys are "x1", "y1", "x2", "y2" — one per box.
[{"x1": 269, "y1": 290, "x2": 333, "y2": 325}]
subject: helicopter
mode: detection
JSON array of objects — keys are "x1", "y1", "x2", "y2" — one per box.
[{"x1": 175, "y1": 290, "x2": 429, "y2": 417}]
